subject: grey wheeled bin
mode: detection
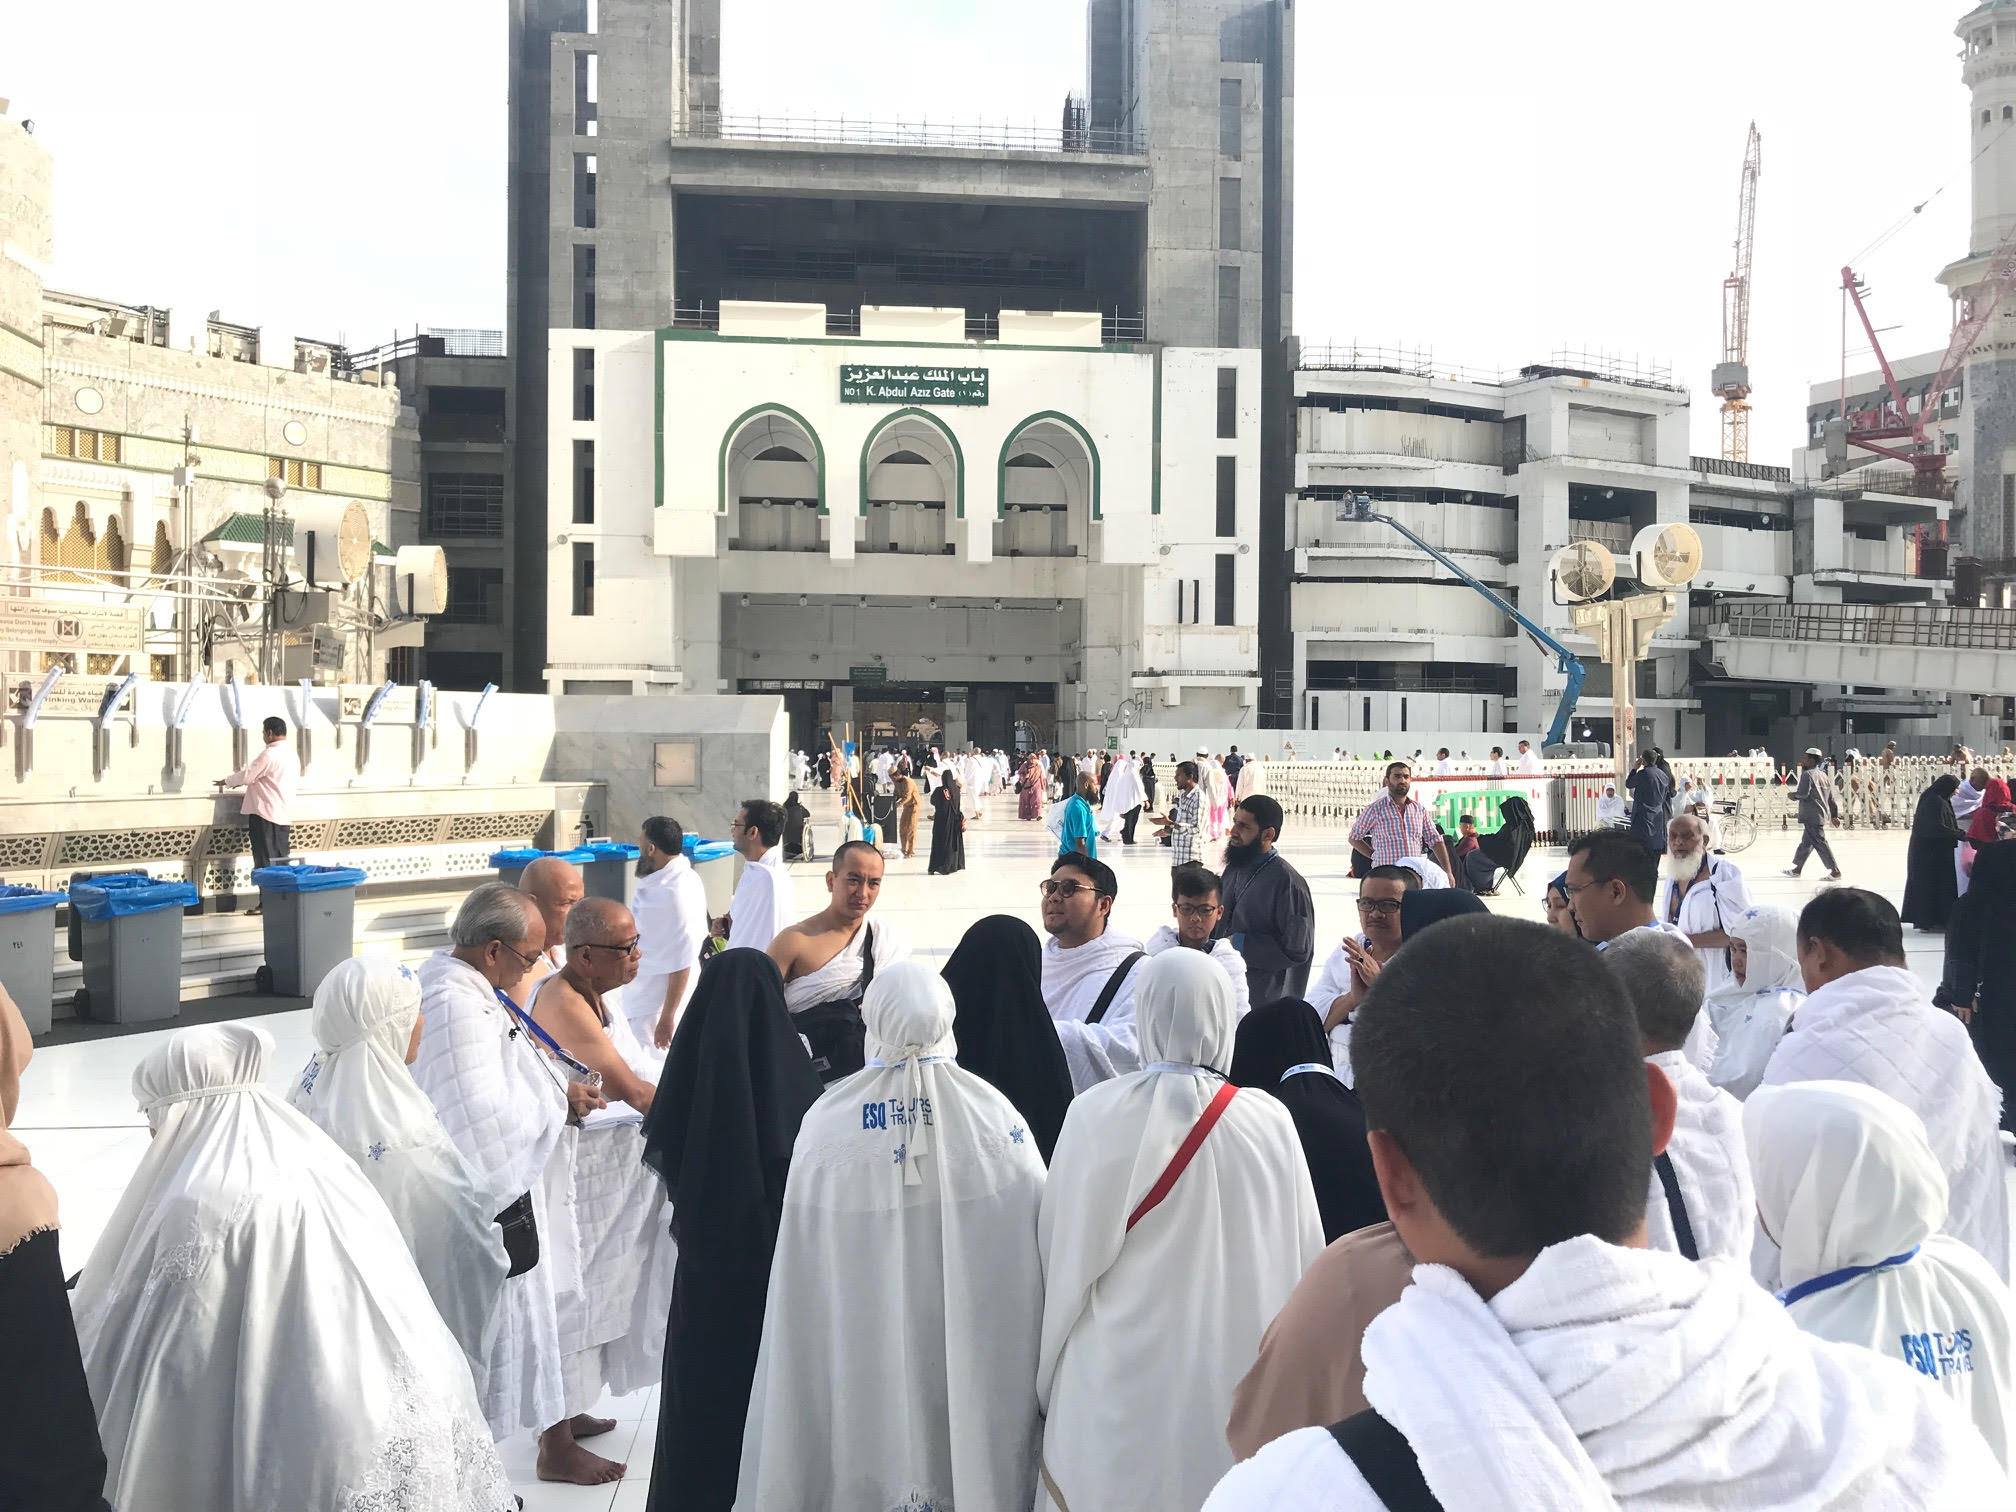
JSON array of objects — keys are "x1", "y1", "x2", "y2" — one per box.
[
  {"x1": 580, "y1": 840, "x2": 641, "y2": 906},
  {"x1": 489, "y1": 845, "x2": 594, "y2": 889},
  {"x1": 70, "y1": 873, "x2": 200, "y2": 1025},
  {"x1": 0, "y1": 884, "x2": 64, "y2": 1035},
  {"x1": 252, "y1": 862, "x2": 369, "y2": 997},
  {"x1": 684, "y1": 835, "x2": 739, "y2": 922}
]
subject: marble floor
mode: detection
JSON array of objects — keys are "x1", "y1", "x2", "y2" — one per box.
[{"x1": 16, "y1": 796, "x2": 1944, "y2": 1512}]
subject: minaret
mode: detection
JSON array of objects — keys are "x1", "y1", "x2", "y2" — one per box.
[{"x1": 1942, "y1": 2, "x2": 2016, "y2": 583}]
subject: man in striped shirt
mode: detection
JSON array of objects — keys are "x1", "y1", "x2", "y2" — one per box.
[
  {"x1": 1348, "y1": 761, "x2": 1454, "y2": 877},
  {"x1": 1153, "y1": 760, "x2": 1205, "y2": 866}
]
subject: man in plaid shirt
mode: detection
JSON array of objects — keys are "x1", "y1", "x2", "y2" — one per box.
[
  {"x1": 1154, "y1": 760, "x2": 1205, "y2": 865},
  {"x1": 1350, "y1": 760, "x2": 1455, "y2": 877}
]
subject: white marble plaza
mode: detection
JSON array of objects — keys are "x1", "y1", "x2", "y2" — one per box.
[{"x1": 15, "y1": 797, "x2": 1942, "y2": 1511}]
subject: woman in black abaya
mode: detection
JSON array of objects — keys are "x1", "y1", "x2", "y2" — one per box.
[
  {"x1": 1902, "y1": 774, "x2": 1964, "y2": 931},
  {"x1": 1229, "y1": 997, "x2": 1386, "y2": 1242},
  {"x1": 641, "y1": 950, "x2": 823, "y2": 1512},
  {"x1": 1940, "y1": 840, "x2": 2016, "y2": 1131},
  {"x1": 928, "y1": 771, "x2": 966, "y2": 875},
  {"x1": 941, "y1": 914, "x2": 1075, "y2": 1162}
]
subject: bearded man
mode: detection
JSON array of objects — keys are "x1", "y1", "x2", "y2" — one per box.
[{"x1": 1652, "y1": 813, "x2": 1754, "y2": 999}]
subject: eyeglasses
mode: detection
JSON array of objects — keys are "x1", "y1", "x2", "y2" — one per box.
[
  {"x1": 492, "y1": 939, "x2": 542, "y2": 968},
  {"x1": 1560, "y1": 879, "x2": 1597, "y2": 897},
  {"x1": 1355, "y1": 898, "x2": 1402, "y2": 917},
  {"x1": 580, "y1": 937, "x2": 641, "y2": 957},
  {"x1": 1039, "y1": 879, "x2": 1110, "y2": 900},
  {"x1": 1174, "y1": 902, "x2": 1221, "y2": 919}
]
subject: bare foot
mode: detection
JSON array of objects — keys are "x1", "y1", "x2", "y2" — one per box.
[
  {"x1": 569, "y1": 1413, "x2": 618, "y2": 1439},
  {"x1": 536, "y1": 1423, "x2": 626, "y2": 1485}
]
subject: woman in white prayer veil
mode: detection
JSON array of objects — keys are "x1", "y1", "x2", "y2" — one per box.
[
  {"x1": 1035, "y1": 947, "x2": 1323, "y2": 1512},
  {"x1": 1705, "y1": 904, "x2": 1804, "y2": 1101},
  {"x1": 288, "y1": 957, "x2": 511, "y2": 1373},
  {"x1": 1748, "y1": 1079, "x2": 2016, "y2": 1471},
  {"x1": 72, "y1": 1022, "x2": 514, "y2": 1512},
  {"x1": 736, "y1": 960, "x2": 1046, "y2": 1512}
]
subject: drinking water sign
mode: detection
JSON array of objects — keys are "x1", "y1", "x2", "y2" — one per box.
[{"x1": 840, "y1": 365, "x2": 989, "y2": 405}]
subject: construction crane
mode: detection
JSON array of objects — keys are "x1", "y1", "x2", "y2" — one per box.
[
  {"x1": 1839, "y1": 222, "x2": 2016, "y2": 496},
  {"x1": 1714, "y1": 123, "x2": 1762, "y2": 461}
]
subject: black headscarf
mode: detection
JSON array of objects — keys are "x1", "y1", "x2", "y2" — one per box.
[
  {"x1": 1230, "y1": 997, "x2": 1385, "y2": 1242},
  {"x1": 642, "y1": 948, "x2": 824, "y2": 1512},
  {"x1": 1400, "y1": 886, "x2": 1489, "y2": 941},
  {"x1": 941, "y1": 914, "x2": 1075, "y2": 1162}
]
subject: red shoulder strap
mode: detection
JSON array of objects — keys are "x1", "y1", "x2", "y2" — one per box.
[{"x1": 1126, "y1": 1081, "x2": 1239, "y2": 1232}]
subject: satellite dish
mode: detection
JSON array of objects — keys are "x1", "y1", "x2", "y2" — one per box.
[
  {"x1": 1631, "y1": 522, "x2": 1704, "y2": 588},
  {"x1": 1548, "y1": 540, "x2": 1616, "y2": 602}
]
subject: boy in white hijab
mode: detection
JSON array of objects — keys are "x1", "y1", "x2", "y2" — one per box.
[
  {"x1": 72, "y1": 1023, "x2": 513, "y2": 1512},
  {"x1": 287, "y1": 956, "x2": 510, "y2": 1373},
  {"x1": 1205, "y1": 915, "x2": 2008, "y2": 1511},
  {"x1": 737, "y1": 961, "x2": 1046, "y2": 1511},
  {"x1": 1705, "y1": 904, "x2": 1803, "y2": 1100},
  {"x1": 1037, "y1": 948, "x2": 1323, "y2": 1512},
  {"x1": 1748, "y1": 1080, "x2": 2016, "y2": 1472}
]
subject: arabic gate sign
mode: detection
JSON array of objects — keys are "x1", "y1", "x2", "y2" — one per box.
[{"x1": 839, "y1": 364, "x2": 989, "y2": 406}]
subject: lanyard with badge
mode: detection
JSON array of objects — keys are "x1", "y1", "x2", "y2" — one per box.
[{"x1": 496, "y1": 987, "x2": 602, "y2": 1092}]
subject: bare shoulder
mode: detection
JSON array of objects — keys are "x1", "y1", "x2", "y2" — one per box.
[
  {"x1": 530, "y1": 975, "x2": 597, "y2": 1037},
  {"x1": 767, "y1": 920, "x2": 814, "y2": 973}
]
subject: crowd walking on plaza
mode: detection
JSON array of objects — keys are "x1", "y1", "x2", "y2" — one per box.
[{"x1": 10, "y1": 739, "x2": 2016, "y2": 1510}]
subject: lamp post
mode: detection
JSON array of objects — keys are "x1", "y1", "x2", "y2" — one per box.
[{"x1": 259, "y1": 476, "x2": 287, "y2": 683}]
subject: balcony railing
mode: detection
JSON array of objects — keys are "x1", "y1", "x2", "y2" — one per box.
[
  {"x1": 671, "y1": 301, "x2": 1146, "y2": 343},
  {"x1": 1704, "y1": 602, "x2": 2016, "y2": 650},
  {"x1": 1692, "y1": 455, "x2": 1790, "y2": 483},
  {"x1": 676, "y1": 109, "x2": 1144, "y2": 157}
]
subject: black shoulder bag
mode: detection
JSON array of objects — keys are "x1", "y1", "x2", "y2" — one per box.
[
  {"x1": 1654, "y1": 1152, "x2": 1700, "y2": 1261},
  {"x1": 1085, "y1": 951, "x2": 1145, "y2": 1026},
  {"x1": 1328, "y1": 1410, "x2": 1441, "y2": 1511},
  {"x1": 795, "y1": 924, "x2": 876, "y2": 1086}
]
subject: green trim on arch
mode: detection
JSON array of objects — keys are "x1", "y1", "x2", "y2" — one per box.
[
  {"x1": 858, "y1": 407, "x2": 965, "y2": 519},
  {"x1": 717, "y1": 402, "x2": 828, "y2": 516},
  {"x1": 996, "y1": 410, "x2": 1102, "y2": 521}
]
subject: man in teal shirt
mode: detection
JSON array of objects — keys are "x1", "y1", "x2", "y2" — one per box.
[{"x1": 1059, "y1": 773, "x2": 1101, "y2": 859}]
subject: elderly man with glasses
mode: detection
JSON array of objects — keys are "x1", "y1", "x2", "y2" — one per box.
[{"x1": 1039, "y1": 852, "x2": 1148, "y2": 1091}]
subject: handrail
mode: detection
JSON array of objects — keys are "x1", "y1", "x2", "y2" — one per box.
[{"x1": 677, "y1": 110, "x2": 1144, "y2": 157}]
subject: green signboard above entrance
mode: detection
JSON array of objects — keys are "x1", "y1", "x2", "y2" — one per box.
[
  {"x1": 848, "y1": 665, "x2": 889, "y2": 684},
  {"x1": 839, "y1": 364, "x2": 989, "y2": 406}
]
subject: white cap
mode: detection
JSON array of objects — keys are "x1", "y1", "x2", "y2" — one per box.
[{"x1": 1805, "y1": 746, "x2": 1824, "y2": 758}]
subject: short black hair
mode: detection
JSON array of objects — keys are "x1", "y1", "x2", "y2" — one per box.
[
  {"x1": 1353, "y1": 915, "x2": 1651, "y2": 1256},
  {"x1": 1239, "y1": 794, "x2": 1284, "y2": 840},
  {"x1": 1436, "y1": 747, "x2": 1450, "y2": 758},
  {"x1": 829, "y1": 839, "x2": 883, "y2": 873},
  {"x1": 1567, "y1": 829, "x2": 1656, "y2": 904},
  {"x1": 1051, "y1": 851, "x2": 1117, "y2": 898},
  {"x1": 1458, "y1": 812, "x2": 1476, "y2": 827},
  {"x1": 739, "y1": 798, "x2": 784, "y2": 847},
  {"x1": 1490, "y1": 746, "x2": 1503, "y2": 757},
  {"x1": 262, "y1": 716, "x2": 287, "y2": 739},
  {"x1": 1176, "y1": 760, "x2": 1200, "y2": 783},
  {"x1": 1384, "y1": 761, "x2": 1410, "y2": 778},
  {"x1": 1365, "y1": 864, "x2": 1418, "y2": 890},
  {"x1": 641, "y1": 815, "x2": 684, "y2": 855},
  {"x1": 1797, "y1": 887, "x2": 1904, "y2": 967},
  {"x1": 1171, "y1": 862, "x2": 1221, "y2": 902}
]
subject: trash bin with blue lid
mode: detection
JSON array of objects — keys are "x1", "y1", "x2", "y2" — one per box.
[
  {"x1": 489, "y1": 846, "x2": 595, "y2": 890},
  {"x1": 682, "y1": 834, "x2": 740, "y2": 921},
  {"x1": 252, "y1": 863, "x2": 369, "y2": 998},
  {"x1": 0, "y1": 885, "x2": 65, "y2": 1035},
  {"x1": 70, "y1": 872, "x2": 201, "y2": 1025},
  {"x1": 579, "y1": 840, "x2": 641, "y2": 907}
]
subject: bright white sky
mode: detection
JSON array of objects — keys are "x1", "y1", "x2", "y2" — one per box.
[{"x1": 2, "y1": 0, "x2": 1979, "y2": 458}]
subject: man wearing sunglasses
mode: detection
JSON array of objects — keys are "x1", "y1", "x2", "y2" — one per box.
[{"x1": 1040, "y1": 853, "x2": 1147, "y2": 1091}]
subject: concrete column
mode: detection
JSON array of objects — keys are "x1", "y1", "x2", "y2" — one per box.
[
  {"x1": 943, "y1": 687, "x2": 969, "y2": 751},
  {"x1": 830, "y1": 682, "x2": 854, "y2": 740}
]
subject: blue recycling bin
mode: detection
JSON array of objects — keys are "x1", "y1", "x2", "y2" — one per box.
[
  {"x1": 0, "y1": 885, "x2": 65, "y2": 1035},
  {"x1": 580, "y1": 840, "x2": 641, "y2": 906},
  {"x1": 70, "y1": 873, "x2": 201, "y2": 1025},
  {"x1": 489, "y1": 846, "x2": 596, "y2": 889},
  {"x1": 252, "y1": 863, "x2": 369, "y2": 997}
]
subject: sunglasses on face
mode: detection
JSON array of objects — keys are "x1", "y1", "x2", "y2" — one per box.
[{"x1": 1039, "y1": 880, "x2": 1109, "y2": 900}]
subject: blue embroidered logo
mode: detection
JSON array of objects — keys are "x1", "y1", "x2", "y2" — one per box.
[
  {"x1": 1009, "y1": 1125, "x2": 1026, "y2": 1146},
  {"x1": 862, "y1": 1097, "x2": 934, "y2": 1132},
  {"x1": 892, "y1": 1144, "x2": 906, "y2": 1165},
  {"x1": 298, "y1": 1056, "x2": 322, "y2": 1095},
  {"x1": 367, "y1": 1141, "x2": 387, "y2": 1162},
  {"x1": 1901, "y1": 1329, "x2": 1975, "y2": 1380}
]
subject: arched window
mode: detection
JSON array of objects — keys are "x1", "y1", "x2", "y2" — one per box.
[
  {"x1": 149, "y1": 519, "x2": 174, "y2": 577},
  {"x1": 753, "y1": 445, "x2": 805, "y2": 462},
  {"x1": 98, "y1": 516, "x2": 127, "y2": 574},
  {"x1": 58, "y1": 502, "x2": 97, "y2": 578}
]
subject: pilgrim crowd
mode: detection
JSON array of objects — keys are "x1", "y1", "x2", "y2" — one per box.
[{"x1": 5, "y1": 745, "x2": 2016, "y2": 1511}]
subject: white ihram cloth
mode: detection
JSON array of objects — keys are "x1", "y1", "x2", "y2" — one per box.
[
  {"x1": 1516, "y1": 747, "x2": 1545, "y2": 774},
  {"x1": 412, "y1": 950, "x2": 570, "y2": 1438},
  {"x1": 1655, "y1": 856, "x2": 1754, "y2": 997},
  {"x1": 1235, "y1": 757, "x2": 1267, "y2": 800},
  {"x1": 1203, "y1": 1234, "x2": 2009, "y2": 1511},
  {"x1": 1758, "y1": 964, "x2": 2010, "y2": 1284},
  {"x1": 1099, "y1": 757, "x2": 1146, "y2": 830},
  {"x1": 1645, "y1": 1048, "x2": 1754, "y2": 1263},
  {"x1": 781, "y1": 918, "x2": 910, "y2": 1013},
  {"x1": 527, "y1": 974, "x2": 677, "y2": 1414},
  {"x1": 1749, "y1": 1080, "x2": 2016, "y2": 1472},
  {"x1": 726, "y1": 845, "x2": 795, "y2": 953},
  {"x1": 1705, "y1": 905, "x2": 1803, "y2": 1101},
  {"x1": 73, "y1": 1023, "x2": 513, "y2": 1512},
  {"x1": 629, "y1": 853, "x2": 708, "y2": 1044},
  {"x1": 1036, "y1": 949, "x2": 1323, "y2": 1512},
  {"x1": 1307, "y1": 935, "x2": 1378, "y2": 1089},
  {"x1": 1042, "y1": 929, "x2": 1148, "y2": 1091},
  {"x1": 1145, "y1": 924, "x2": 1250, "y2": 1017},
  {"x1": 286, "y1": 957, "x2": 510, "y2": 1376},
  {"x1": 737, "y1": 963, "x2": 1046, "y2": 1512}
]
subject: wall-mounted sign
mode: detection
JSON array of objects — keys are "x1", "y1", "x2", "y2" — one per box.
[
  {"x1": 840, "y1": 364, "x2": 989, "y2": 406},
  {"x1": 6, "y1": 678, "x2": 127, "y2": 718},
  {"x1": 653, "y1": 740, "x2": 699, "y2": 788},
  {"x1": 0, "y1": 600, "x2": 143, "y2": 655},
  {"x1": 338, "y1": 684, "x2": 418, "y2": 724},
  {"x1": 848, "y1": 665, "x2": 889, "y2": 684}
]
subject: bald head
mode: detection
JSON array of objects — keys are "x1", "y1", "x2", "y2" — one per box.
[{"x1": 519, "y1": 857, "x2": 583, "y2": 947}]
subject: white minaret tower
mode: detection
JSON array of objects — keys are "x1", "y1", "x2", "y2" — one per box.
[{"x1": 1942, "y1": 2, "x2": 2016, "y2": 586}]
